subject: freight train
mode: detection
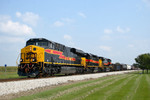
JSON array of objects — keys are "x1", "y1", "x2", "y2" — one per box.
[{"x1": 18, "y1": 38, "x2": 130, "y2": 77}]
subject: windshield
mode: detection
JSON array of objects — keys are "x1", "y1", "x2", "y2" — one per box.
[
  {"x1": 26, "y1": 42, "x2": 36, "y2": 46},
  {"x1": 26, "y1": 41, "x2": 48, "y2": 46}
]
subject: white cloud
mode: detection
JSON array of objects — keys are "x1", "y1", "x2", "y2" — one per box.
[
  {"x1": 0, "y1": 36, "x2": 25, "y2": 43},
  {"x1": 61, "y1": 18, "x2": 74, "y2": 23},
  {"x1": 78, "y1": 12, "x2": 87, "y2": 18},
  {"x1": 116, "y1": 26, "x2": 124, "y2": 33},
  {"x1": 116, "y1": 26, "x2": 130, "y2": 33},
  {"x1": 100, "y1": 35, "x2": 112, "y2": 41},
  {"x1": 0, "y1": 15, "x2": 11, "y2": 22},
  {"x1": 104, "y1": 29, "x2": 113, "y2": 34},
  {"x1": 128, "y1": 44, "x2": 134, "y2": 48},
  {"x1": 16, "y1": 12, "x2": 39, "y2": 26},
  {"x1": 53, "y1": 18, "x2": 74, "y2": 27},
  {"x1": 0, "y1": 20, "x2": 35, "y2": 36},
  {"x1": 63, "y1": 34, "x2": 75, "y2": 47},
  {"x1": 0, "y1": 14, "x2": 36, "y2": 66},
  {"x1": 126, "y1": 27, "x2": 130, "y2": 32},
  {"x1": 64, "y1": 34, "x2": 72, "y2": 40},
  {"x1": 16, "y1": 12, "x2": 21, "y2": 17},
  {"x1": 99, "y1": 46, "x2": 111, "y2": 51},
  {"x1": 143, "y1": 0, "x2": 150, "y2": 6},
  {"x1": 53, "y1": 21, "x2": 64, "y2": 27}
]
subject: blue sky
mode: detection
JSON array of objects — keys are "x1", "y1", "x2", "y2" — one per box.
[{"x1": 0, "y1": 0, "x2": 150, "y2": 66}]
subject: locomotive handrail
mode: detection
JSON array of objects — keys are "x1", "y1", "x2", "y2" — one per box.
[{"x1": 16, "y1": 53, "x2": 20, "y2": 66}]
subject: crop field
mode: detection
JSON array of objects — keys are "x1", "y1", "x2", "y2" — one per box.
[{"x1": 14, "y1": 71, "x2": 150, "y2": 100}]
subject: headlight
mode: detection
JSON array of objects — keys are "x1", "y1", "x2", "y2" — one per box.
[
  {"x1": 20, "y1": 59, "x2": 23, "y2": 62},
  {"x1": 30, "y1": 47, "x2": 32, "y2": 50},
  {"x1": 32, "y1": 58, "x2": 36, "y2": 62}
]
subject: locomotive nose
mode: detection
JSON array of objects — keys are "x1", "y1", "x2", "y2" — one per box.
[
  {"x1": 20, "y1": 45, "x2": 45, "y2": 63},
  {"x1": 20, "y1": 45, "x2": 38, "y2": 63},
  {"x1": 18, "y1": 45, "x2": 44, "y2": 76}
]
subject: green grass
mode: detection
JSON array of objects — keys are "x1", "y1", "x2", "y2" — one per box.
[
  {"x1": 0, "y1": 66, "x2": 26, "y2": 79},
  {"x1": 0, "y1": 66, "x2": 18, "y2": 72},
  {"x1": 0, "y1": 71, "x2": 19, "y2": 79},
  {"x1": 14, "y1": 71, "x2": 150, "y2": 100}
]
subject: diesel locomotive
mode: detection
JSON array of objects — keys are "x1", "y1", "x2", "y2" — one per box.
[{"x1": 18, "y1": 38, "x2": 112, "y2": 77}]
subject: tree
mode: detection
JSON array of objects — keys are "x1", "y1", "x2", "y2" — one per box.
[{"x1": 135, "y1": 53, "x2": 150, "y2": 74}]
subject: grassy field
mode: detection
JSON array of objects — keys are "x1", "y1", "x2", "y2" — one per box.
[
  {"x1": 0, "y1": 66, "x2": 18, "y2": 72},
  {"x1": 14, "y1": 71, "x2": 150, "y2": 100},
  {"x1": 0, "y1": 66, "x2": 26, "y2": 79}
]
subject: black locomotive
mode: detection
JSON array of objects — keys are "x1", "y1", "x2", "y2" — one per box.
[{"x1": 18, "y1": 38, "x2": 113, "y2": 77}]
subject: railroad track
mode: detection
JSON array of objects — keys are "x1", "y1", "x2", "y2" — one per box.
[
  {"x1": 0, "y1": 78, "x2": 35, "y2": 82},
  {"x1": 0, "y1": 75, "x2": 67, "y2": 82},
  {"x1": 0, "y1": 73, "x2": 99, "y2": 82},
  {"x1": 0, "y1": 71, "x2": 133, "y2": 83},
  {"x1": 0, "y1": 73, "x2": 88, "y2": 82}
]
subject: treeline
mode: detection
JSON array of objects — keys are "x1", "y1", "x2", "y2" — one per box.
[{"x1": 134, "y1": 53, "x2": 150, "y2": 74}]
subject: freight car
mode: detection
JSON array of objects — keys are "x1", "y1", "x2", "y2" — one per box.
[
  {"x1": 122, "y1": 64, "x2": 127, "y2": 70},
  {"x1": 112, "y1": 63, "x2": 123, "y2": 71},
  {"x1": 122, "y1": 64, "x2": 132, "y2": 70},
  {"x1": 126, "y1": 64, "x2": 132, "y2": 70},
  {"x1": 18, "y1": 38, "x2": 109, "y2": 77}
]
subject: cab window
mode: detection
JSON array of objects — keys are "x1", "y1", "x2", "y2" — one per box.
[
  {"x1": 36, "y1": 42, "x2": 48, "y2": 46},
  {"x1": 26, "y1": 42, "x2": 35, "y2": 46},
  {"x1": 26, "y1": 41, "x2": 48, "y2": 46}
]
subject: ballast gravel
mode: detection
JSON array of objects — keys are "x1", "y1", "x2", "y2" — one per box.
[{"x1": 0, "y1": 70, "x2": 137, "y2": 96}]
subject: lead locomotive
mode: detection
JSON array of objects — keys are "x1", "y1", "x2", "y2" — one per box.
[{"x1": 18, "y1": 38, "x2": 111, "y2": 77}]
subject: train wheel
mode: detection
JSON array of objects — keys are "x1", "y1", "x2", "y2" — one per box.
[{"x1": 35, "y1": 73, "x2": 42, "y2": 78}]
